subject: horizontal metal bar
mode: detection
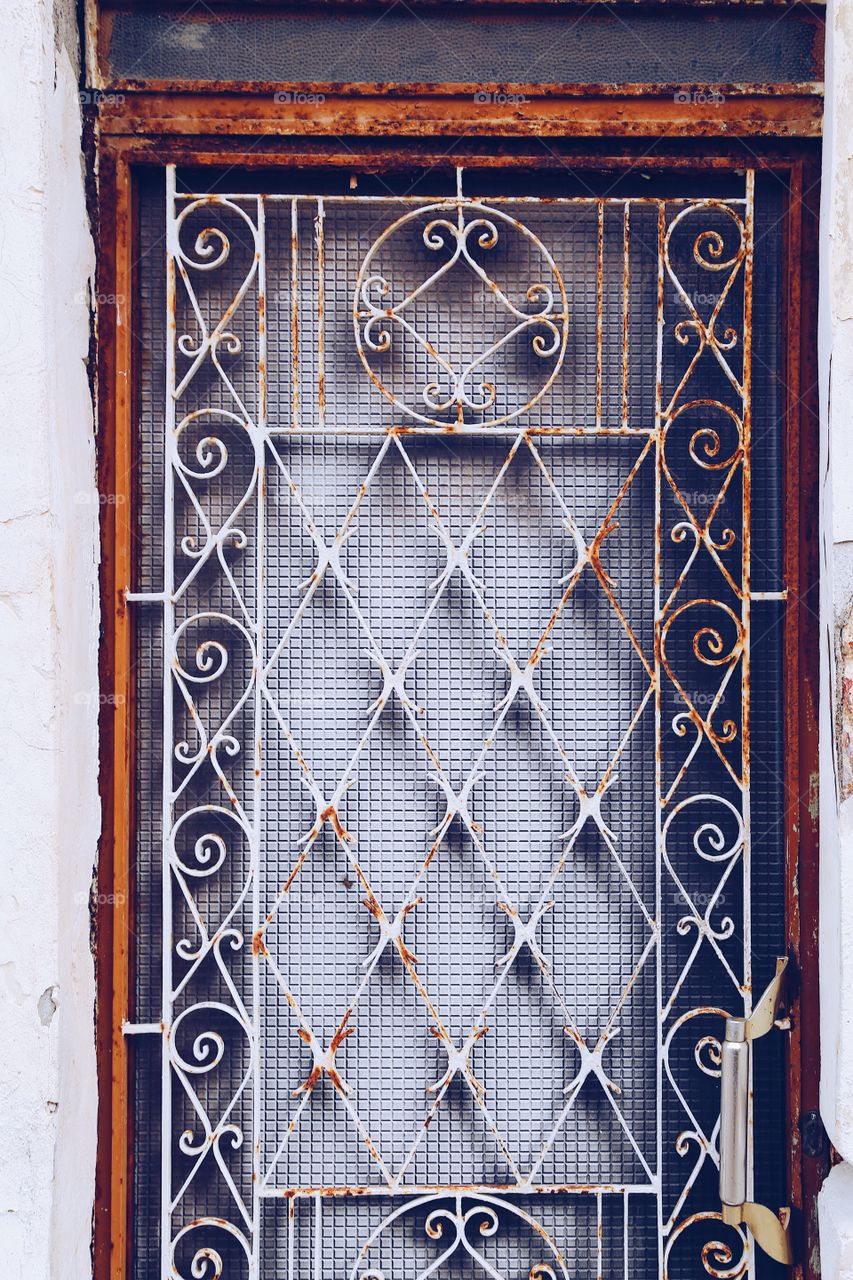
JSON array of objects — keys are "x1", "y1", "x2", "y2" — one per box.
[
  {"x1": 107, "y1": 83, "x2": 827, "y2": 104},
  {"x1": 124, "y1": 588, "x2": 167, "y2": 604},
  {"x1": 100, "y1": 92, "x2": 822, "y2": 141},
  {"x1": 176, "y1": 193, "x2": 750, "y2": 208},
  {"x1": 122, "y1": 1020, "x2": 164, "y2": 1036},
  {"x1": 265, "y1": 426, "x2": 658, "y2": 439},
  {"x1": 260, "y1": 1182, "x2": 658, "y2": 1199}
]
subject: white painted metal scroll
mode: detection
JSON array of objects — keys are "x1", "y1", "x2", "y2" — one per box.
[{"x1": 126, "y1": 165, "x2": 766, "y2": 1280}]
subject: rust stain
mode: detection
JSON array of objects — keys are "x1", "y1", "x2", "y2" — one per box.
[
  {"x1": 361, "y1": 891, "x2": 382, "y2": 921},
  {"x1": 320, "y1": 803, "x2": 353, "y2": 842}
]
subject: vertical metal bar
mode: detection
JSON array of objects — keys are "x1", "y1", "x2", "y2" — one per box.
[
  {"x1": 596, "y1": 201, "x2": 604, "y2": 431},
  {"x1": 252, "y1": 193, "x2": 267, "y2": 1280},
  {"x1": 781, "y1": 155, "x2": 806, "y2": 1254},
  {"x1": 287, "y1": 1197, "x2": 295, "y2": 1280},
  {"x1": 291, "y1": 197, "x2": 300, "y2": 431},
  {"x1": 623, "y1": 1192, "x2": 629, "y2": 1280},
  {"x1": 313, "y1": 1192, "x2": 322, "y2": 1280},
  {"x1": 783, "y1": 152, "x2": 825, "y2": 1275},
  {"x1": 742, "y1": 171, "x2": 755, "y2": 1015},
  {"x1": 316, "y1": 197, "x2": 326, "y2": 432},
  {"x1": 99, "y1": 145, "x2": 134, "y2": 1280},
  {"x1": 742, "y1": 169, "x2": 756, "y2": 1262},
  {"x1": 653, "y1": 198, "x2": 666, "y2": 1279},
  {"x1": 161, "y1": 160, "x2": 178, "y2": 1280},
  {"x1": 622, "y1": 202, "x2": 630, "y2": 431},
  {"x1": 596, "y1": 1190, "x2": 603, "y2": 1280}
]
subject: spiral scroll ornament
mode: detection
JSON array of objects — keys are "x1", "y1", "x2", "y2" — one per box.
[{"x1": 350, "y1": 1193, "x2": 569, "y2": 1280}]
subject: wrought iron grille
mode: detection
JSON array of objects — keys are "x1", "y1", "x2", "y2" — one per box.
[{"x1": 127, "y1": 165, "x2": 788, "y2": 1280}]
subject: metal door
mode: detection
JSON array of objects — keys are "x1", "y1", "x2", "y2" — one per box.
[{"x1": 125, "y1": 163, "x2": 793, "y2": 1280}]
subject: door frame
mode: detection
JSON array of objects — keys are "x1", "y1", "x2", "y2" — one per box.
[{"x1": 91, "y1": 127, "x2": 823, "y2": 1280}]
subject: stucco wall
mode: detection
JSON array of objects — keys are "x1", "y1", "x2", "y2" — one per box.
[{"x1": 0, "y1": 1, "x2": 99, "y2": 1277}]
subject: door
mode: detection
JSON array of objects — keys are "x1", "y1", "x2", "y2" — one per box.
[{"x1": 122, "y1": 161, "x2": 797, "y2": 1280}]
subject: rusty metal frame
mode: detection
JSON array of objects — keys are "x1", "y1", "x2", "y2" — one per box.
[
  {"x1": 93, "y1": 90, "x2": 822, "y2": 141},
  {"x1": 92, "y1": 87, "x2": 822, "y2": 1280},
  {"x1": 86, "y1": 0, "x2": 825, "y2": 140}
]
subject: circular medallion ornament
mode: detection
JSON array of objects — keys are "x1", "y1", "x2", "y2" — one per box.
[{"x1": 353, "y1": 200, "x2": 569, "y2": 428}]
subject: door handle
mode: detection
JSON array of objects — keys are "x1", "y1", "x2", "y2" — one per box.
[{"x1": 718, "y1": 956, "x2": 794, "y2": 1265}]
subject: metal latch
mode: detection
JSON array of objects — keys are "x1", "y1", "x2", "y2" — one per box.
[{"x1": 719, "y1": 956, "x2": 793, "y2": 1265}]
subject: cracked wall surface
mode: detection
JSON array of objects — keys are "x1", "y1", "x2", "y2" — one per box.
[{"x1": 0, "y1": 1, "x2": 99, "y2": 1277}]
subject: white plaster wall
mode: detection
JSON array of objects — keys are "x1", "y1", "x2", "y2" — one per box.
[
  {"x1": 0, "y1": 1, "x2": 99, "y2": 1277},
  {"x1": 820, "y1": 1163, "x2": 853, "y2": 1280}
]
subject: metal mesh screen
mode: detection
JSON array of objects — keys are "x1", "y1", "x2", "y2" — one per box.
[
  {"x1": 130, "y1": 166, "x2": 786, "y2": 1280},
  {"x1": 102, "y1": 6, "x2": 823, "y2": 87}
]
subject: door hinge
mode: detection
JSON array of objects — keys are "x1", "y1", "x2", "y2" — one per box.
[
  {"x1": 798, "y1": 1109, "x2": 829, "y2": 1161},
  {"x1": 719, "y1": 956, "x2": 795, "y2": 1266}
]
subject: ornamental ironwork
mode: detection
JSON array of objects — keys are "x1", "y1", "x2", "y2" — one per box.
[{"x1": 126, "y1": 166, "x2": 775, "y2": 1280}]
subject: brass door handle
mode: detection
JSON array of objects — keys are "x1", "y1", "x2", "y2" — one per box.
[{"x1": 718, "y1": 957, "x2": 794, "y2": 1265}]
